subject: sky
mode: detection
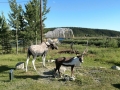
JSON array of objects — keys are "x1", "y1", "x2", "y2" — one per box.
[{"x1": 0, "y1": 0, "x2": 120, "y2": 31}]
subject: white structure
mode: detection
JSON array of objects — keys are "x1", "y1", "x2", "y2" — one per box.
[{"x1": 45, "y1": 28, "x2": 74, "y2": 38}]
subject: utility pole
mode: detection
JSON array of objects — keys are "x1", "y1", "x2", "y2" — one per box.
[{"x1": 40, "y1": 0, "x2": 43, "y2": 43}]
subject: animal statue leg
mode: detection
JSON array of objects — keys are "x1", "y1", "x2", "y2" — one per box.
[
  {"x1": 58, "y1": 66, "x2": 61, "y2": 77},
  {"x1": 54, "y1": 65, "x2": 58, "y2": 77},
  {"x1": 32, "y1": 57, "x2": 37, "y2": 71},
  {"x1": 54, "y1": 64, "x2": 61, "y2": 77},
  {"x1": 26, "y1": 57, "x2": 30, "y2": 72},
  {"x1": 71, "y1": 65, "x2": 74, "y2": 77},
  {"x1": 42, "y1": 55, "x2": 46, "y2": 67},
  {"x1": 57, "y1": 65, "x2": 61, "y2": 77}
]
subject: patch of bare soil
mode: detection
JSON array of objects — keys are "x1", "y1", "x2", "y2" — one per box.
[
  {"x1": 37, "y1": 66, "x2": 54, "y2": 78},
  {"x1": 36, "y1": 65, "x2": 73, "y2": 82}
]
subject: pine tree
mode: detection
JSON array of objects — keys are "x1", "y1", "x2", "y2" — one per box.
[
  {"x1": 0, "y1": 12, "x2": 11, "y2": 54},
  {"x1": 24, "y1": 0, "x2": 50, "y2": 44},
  {"x1": 8, "y1": 0, "x2": 23, "y2": 54},
  {"x1": 8, "y1": 0, "x2": 50, "y2": 53}
]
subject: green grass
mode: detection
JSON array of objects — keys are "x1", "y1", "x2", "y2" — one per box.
[{"x1": 0, "y1": 45, "x2": 120, "y2": 90}]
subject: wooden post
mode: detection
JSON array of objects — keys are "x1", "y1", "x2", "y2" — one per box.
[{"x1": 40, "y1": 0, "x2": 43, "y2": 43}]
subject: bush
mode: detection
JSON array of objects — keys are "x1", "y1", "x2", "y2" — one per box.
[
  {"x1": 61, "y1": 38, "x2": 119, "y2": 48},
  {"x1": 106, "y1": 38, "x2": 118, "y2": 48}
]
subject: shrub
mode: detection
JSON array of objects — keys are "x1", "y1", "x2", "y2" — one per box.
[{"x1": 106, "y1": 38, "x2": 118, "y2": 48}]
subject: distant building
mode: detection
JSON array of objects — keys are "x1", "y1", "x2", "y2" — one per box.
[{"x1": 44, "y1": 28, "x2": 74, "y2": 39}]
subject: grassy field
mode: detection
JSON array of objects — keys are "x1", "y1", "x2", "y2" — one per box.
[{"x1": 0, "y1": 44, "x2": 120, "y2": 90}]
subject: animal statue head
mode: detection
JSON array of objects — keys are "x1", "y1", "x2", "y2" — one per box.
[
  {"x1": 76, "y1": 55, "x2": 84, "y2": 63},
  {"x1": 45, "y1": 38, "x2": 59, "y2": 50},
  {"x1": 50, "y1": 43, "x2": 58, "y2": 50},
  {"x1": 45, "y1": 42, "x2": 58, "y2": 50},
  {"x1": 78, "y1": 47, "x2": 88, "y2": 63}
]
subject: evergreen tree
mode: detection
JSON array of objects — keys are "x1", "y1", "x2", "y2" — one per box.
[
  {"x1": 0, "y1": 13, "x2": 9, "y2": 38},
  {"x1": 18, "y1": 11, "x2": 28, "y2": 53},
  {"x1": 24, "y1": 0, "x2": 50, "y2": 44},
  {"x1": 8, "y1": 0, "x2": 50, "y2": 53},
  {"x1": 8, "y1": 0, "x2": 23, "y2": 54},
  {"x1": 0, "y1": 12, "x2": 11, "y2": 54}
]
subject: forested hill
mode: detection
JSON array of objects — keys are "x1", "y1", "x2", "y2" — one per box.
[{"x1": 45, "y1": 27, "x2": 120, "y2": 37}]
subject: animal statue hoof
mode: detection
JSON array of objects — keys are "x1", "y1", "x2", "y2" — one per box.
[{"x1": 70, "y1": 77, "x2": 76, "y2": 81}]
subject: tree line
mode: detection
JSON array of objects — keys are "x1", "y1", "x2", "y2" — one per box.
[
  {"x1": 0, "y1": 0, "x2": 50, "y2": 54},
  {"x1": 70, "y1": 27, "x2": 120, "y2": 37},
  {"x1": 45, "y1": 27, "x2": 120, "y2": 37}
]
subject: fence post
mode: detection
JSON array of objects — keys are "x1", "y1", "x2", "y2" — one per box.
[{"x1": 9, "y1": 69, "x2": 14, "y2": 81}]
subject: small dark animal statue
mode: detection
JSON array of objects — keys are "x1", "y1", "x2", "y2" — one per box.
[
  {"x1": 26, "y1": 41, "x2": 58, "y2": 72},
  {"x1": 54, "y1": 48, "x2": 87, "y2": 77}
]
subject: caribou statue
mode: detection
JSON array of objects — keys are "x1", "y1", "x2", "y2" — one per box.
[{"x1": 54, "y1": 48, "x2": 88, "y2": 77}]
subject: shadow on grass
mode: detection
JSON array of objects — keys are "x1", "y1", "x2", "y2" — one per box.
[
  {"x1": 39, "y1": 70, "x2": 54, "y2": 78},
  {"x1": 0, "y1": 65, "x2": 15, "y2": 73},
  {"x1": 15, "y1": 69, "x2": 54, "y2": 80},
  {"x1": 112, "y1": 84, "x2": 120, "y2": 89},
  {"x1": 14, "y1": 75, "x2": 40, "y2": 80},
  {"x1": 43, "y1": 69, "x2": 54, "y2": 75},
  {"x1": 105, "y1": 61, "x2": 120, "y2": 66}
]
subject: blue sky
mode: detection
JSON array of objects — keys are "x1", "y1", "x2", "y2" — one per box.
[{"x1": 0, "y1": 0, "x2": 120, "y2": 31}]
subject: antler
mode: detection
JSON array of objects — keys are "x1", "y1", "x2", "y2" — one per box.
[
  {"x1": 82, "y1": 47, "x2": 88, "y2": 55},
  {"x1": 82, "y1": 40, "x2": 88, "y2": 55}
]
